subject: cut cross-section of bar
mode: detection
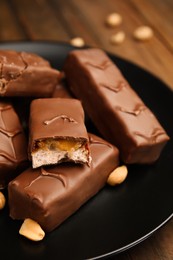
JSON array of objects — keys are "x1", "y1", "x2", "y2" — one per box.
[{"x1": 29, "y1": 98, "x2": 90, "y2": 168}]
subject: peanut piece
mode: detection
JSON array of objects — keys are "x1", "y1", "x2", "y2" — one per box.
[
  {"x1": 70, "y1": 37, "x2": 85, "y2": 47},
  {"x1": 107, "y1": 165, "x2": 128, "y2": 186},
  {"x1": 110, "y1": 31, "x2": 125, "y2": 45},
  {"x1": 19, "y1": 218, "x2": 45, "y2": 241},
  {"x1": 105, "y1": 13, "x2": 122, "y2": 27},
  {"x1": 0, "y1": 192, "x2": 6, "y2": 210},
  {"x1": 133, "y1": 26, "x2": 153, "y2": 41}
]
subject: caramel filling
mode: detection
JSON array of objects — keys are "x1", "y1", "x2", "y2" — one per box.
[{"x1": 33, "y1": 138, "x2": 83, "y2": 153}]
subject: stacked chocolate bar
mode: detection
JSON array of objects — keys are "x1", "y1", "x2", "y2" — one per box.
[
  {"x1": 0, "y1": 50, "x2": 60, "y2": 97},
  {"x1": 0, "y1": 50, "x2": 61, "y2": 188},
  {"x1": 0, "y1": 48, "x2": 169, "y2": 238},
  {"x1": 0, "y1": 102, "x2": 28, "y2": 189},
  {"x1": 8, "y1": 97, "x2": 119, "y2": 233}
]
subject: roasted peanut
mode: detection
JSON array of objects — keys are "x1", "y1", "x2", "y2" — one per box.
[
  {"x1": 105, "y1": 13, "x2": 122, "y2": 27},
  {"x1": 0, "y1": 192, "x2": 6, "y2": 210},
  {"x1": 19, "y1": 218, "x2": 45, "y2": 241},
  {"x1": 70, "y1": 37, "x2": 85, "y2": 47},
  {"x1": 133, "y1": 26, "x2": 153, "y2": 41},
  {"x1": 110, "y1": 31, "x2": 125, "y2": 45},
  {"x1": 107, "y1": 165, "x2": 128, "y2": 186}
]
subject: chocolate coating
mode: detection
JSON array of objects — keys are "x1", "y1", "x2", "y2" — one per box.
[
  {"x1": 0, "y1": 102, "x2": 28, "y2": 189},
  {"x1": 8, "y1": 134, "x2": 119, "y2": 232},
  {"x1": 0, "y1": 50, "x2": 60, "y2": 97},
  {"x1": 64, "y1": 48, "x2": 170, "y2": 164},
  {"x1": 29, "y1": 98, "x2": 90, "y2": 166},
  {"x1": 52, "y1": 80, "x2": 91, "y2": 126},
  {"x1": 52, "y1": 80, "x2": 73, "y2": 98}
]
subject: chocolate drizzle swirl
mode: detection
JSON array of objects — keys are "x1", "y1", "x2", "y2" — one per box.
[
  {"x1": 0, "y1": 104, "x2": 24, "y2": 163},
  {"x1": 41, "y1": 167, "x2": 66, "y2": 187},
  {"x1": 85, "y1": 60, "x2": 111, "y2": 70},
  {"x1": 0, "y1": 127, "x2": 22, "y2": 137},
  {"x1": 115, "y1": 104, "x2": 146, "y2": 116},
  {"x1": 44, "y1": 114, "x2": 78, "y2": 125},
  {"x1": 0, "y1": 151, "x2": 24, "y2": 163},
  {"x1": 134, "y1": 128, "x2": 167, "y2": 143},
  {"x1": 89, "y1": 135, "x2": 112, "y2": 148},
  {"x1": 24, "y1": 167, "x2": 67, "y2": 190},
  {"x1": 100, "y1": 81, "x2": 126, "y2": 93}
]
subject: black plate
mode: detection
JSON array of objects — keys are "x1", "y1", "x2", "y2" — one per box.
[{"x1": 0, "y1": 42, "x2": 173, "y2": 260}]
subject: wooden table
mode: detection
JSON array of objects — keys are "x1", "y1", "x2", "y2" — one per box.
[{"x1": 0, "y1": 0, "x2": 173, "y2": 259}]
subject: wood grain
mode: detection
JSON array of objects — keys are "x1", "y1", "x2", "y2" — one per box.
[
  {"x1": 10, "y1": 0, "x2": 70, "y2": 41},
  {"x1": 64, "y1": 0, "x2": 173, "y2": 89},
  {"x1": 0, "y1": 0, "x2": 26, "y2": 40},
  {"x1": 131, "y1": 0, "x2": 173, "y2": 51}
]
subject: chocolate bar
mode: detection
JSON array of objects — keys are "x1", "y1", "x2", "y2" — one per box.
[
  {"x1": 29, "y1": 98, "x2": 90, "y2": 168},
  {"x1": 52, "y1": 80, "x2": 73, "y2": 98},
  {"x1": 64, "y1": 48, "x2": 170, "y2": 164},
  {"x1": 52, "y1": 81, "x2": 92, "y2": 127},
  {"x1": 8, "y1": 133, "x2": 119, "y2": 232},
  {"x1": 0, "y1": 102, "x2": 28, "y2": 189},
  {"x1": 0, "y1": 50, "x2": 60, "y2": 97}
]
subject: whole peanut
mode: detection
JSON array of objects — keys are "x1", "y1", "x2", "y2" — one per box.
[
  {"x1": 105, "y1": 13, "x2": 122, "y2": 27},
  {"x1": 107, "y1": 165, "x2": 128, "y2": 186},
  {"x1": 133, "y1": 26, "x2": 153, "y2": 41},
  {"x1": 19, "y1": 218, "x2": 45, "y2": 241},
  {"x1": 110, "y1": 31, "x2": 125, "y2": 45},
  {"x1": 70, "y1": 37, "x2": 85, "y2": 47},
  {"x1": 0, "y1": 192, "x2": 6, "y2": 210}
]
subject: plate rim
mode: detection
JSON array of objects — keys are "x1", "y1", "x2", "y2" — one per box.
[{"x1": 0, "y1": 41, "x2": 173, "y2": 259}]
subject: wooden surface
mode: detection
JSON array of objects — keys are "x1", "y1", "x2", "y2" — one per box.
[{"x1": 0, "y1": 0, "x2": 173, "y2": 259}]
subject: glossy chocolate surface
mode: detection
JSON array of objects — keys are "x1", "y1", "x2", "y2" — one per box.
[
  {"x1": 64, "y1": 48, "x2": 170, "y2": 164},
  {"x1": 8, "y1": 133, "x2": 119, "y2": 232},
  {"x1": 0, "y1": 102, "x2": 28, "y2": 189},
  {"x1": 52, "y1": 80, "x2": 73, "y2": 98},
  {"x1": 0, "y1": 50, "x2": 60, "y2": 97}
]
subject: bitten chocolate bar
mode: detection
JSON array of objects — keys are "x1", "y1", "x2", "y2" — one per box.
[
  {"x1": 0, "y1": 102, "x2": 28, "y2": 189},
  {"x1": 64, "y1": 48, "x2": 170, "y2": 164},
  {"x1": 29, "y1": 98, "x2": 90, "y2": 168},
  {"x1": 8, "y1": 134, "x2": 119, "y2": 232},
  {"x1": 0, "y1": 50, "x2": 60, "y2": 97}
]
